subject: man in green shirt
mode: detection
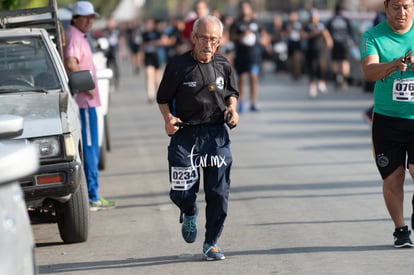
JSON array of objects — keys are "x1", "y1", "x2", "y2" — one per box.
[{"x1": 361, "y1": 0, "x2": 414, "y2": 248}]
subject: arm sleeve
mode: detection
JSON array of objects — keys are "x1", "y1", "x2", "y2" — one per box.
[
  {"x1": 224, "y1": 62, "x2": 239, "y2": 100},
  {"x1": 156, "y1": 62, "x2": 180, "y2": 104},
  {"x1": 64, "y1": 31, "x2": 81, "y2": 62},
  {"x1": 360, "y1": 31, "x2": 377, "y2": 60}
]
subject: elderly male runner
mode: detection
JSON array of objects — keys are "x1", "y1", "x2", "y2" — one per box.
[{"x1": 157, "y1": 15, "x2": 239, "y2": 260}]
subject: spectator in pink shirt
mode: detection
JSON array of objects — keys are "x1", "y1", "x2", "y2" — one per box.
[{"x1": 64, "y1": 1, "x2": 115, "y2": 211}]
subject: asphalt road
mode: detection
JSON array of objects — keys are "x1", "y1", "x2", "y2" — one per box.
[{"x1": 33, "y1": 60, "x2": 414, "y2": 275}]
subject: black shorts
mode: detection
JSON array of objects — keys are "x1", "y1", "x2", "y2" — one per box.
[
  {"x1": 144, "y1": 52, "x2": 161, "y2": 69},
  {"x1": 331, "y1": 42, "x2": 347, "y2": 61},
  {"x1": 128, "y1": 41, "x2": 140, "y2": 54},
  {"x1": 234, "y1": 47, "x2": 261, "y2": 75},
  {"x1": 372, "y1": 113, "x2": 414, "y2": 179},
  {"x1": 287, "y1": 41, "x2": 302, "y2": 57}
]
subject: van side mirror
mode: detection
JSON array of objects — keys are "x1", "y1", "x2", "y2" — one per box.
[
  {"x1": 0, "y1": 115, "x2": 24, "y2": 139},
  {"x1": 0, "y1": 115, "x2": 38, "y2": 185},
  {"x1": 68, "y1": 70, "x2": 95, "y2": 95}
]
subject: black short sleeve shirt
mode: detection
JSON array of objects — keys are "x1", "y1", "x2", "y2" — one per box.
[{"x1": 157, "y1": 51, "x2": 239, "y2": 125}]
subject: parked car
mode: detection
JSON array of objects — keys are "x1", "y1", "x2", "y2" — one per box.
[
  {"x1": 0, "y1": 3, "x2": 94, "y2": 243},
  {"x1": 0, "y1": 115, "x2": 38, "y2": 275}
]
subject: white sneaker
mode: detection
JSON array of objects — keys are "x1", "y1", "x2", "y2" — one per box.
[
  {"x1": 318, "y1": 81, "x2": 327, "y2": 93},
  {"x1": 309, "y1": 83, "x2": 317, "y2": 98}
]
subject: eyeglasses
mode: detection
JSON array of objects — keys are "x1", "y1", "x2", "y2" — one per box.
[{"x1": 195, "y1": 34, "x2": 220, "y2": 45}]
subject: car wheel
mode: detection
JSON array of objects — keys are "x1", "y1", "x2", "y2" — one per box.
[
  {"x1": 57, "y1": 171, "x2": 89, "y2": 243},
  {"x1": 98, "y1": 133, "x2": 106, "y2": 170}
]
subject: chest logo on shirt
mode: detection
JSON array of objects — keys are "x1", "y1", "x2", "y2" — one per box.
[
  {"x1": 216, "y1": 76, "x2": 224, "y2": 90},
  {"x1": 183, "y1": 81, "x2": 197, "y2": 88}
]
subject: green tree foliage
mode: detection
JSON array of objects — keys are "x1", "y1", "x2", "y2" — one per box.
[
  {"x1": 92, "y1": 0, "x2": 118, "y2": 18},
  {"x1": 2, "y1": 0, "x2": 19, "y2": 9},
  {"x1": 1, "y1": 0, "x2": 119, "y2": 18}
]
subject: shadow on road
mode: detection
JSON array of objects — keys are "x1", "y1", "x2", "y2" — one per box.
[{"x1": 37, "y1": 244, "x2": 392, "y2": 274}]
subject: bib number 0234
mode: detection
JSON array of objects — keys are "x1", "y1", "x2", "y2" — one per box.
[{"x1": 170, "y1": 166, "x2": 199, "y2": 191}]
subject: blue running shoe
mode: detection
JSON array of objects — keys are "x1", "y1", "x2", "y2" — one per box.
[
  {"x1": 203, "y1": 243, "x2": 225, "y2": 261},
  {"x1": 250, "y1": 104, "x2": 259, "y2": 112},
  {"x1": 181, "y1": 204, "x2": 198, "y2": 243},
  {"x1": 237, "y1": 101, "x2": 245, "y2": 114}
]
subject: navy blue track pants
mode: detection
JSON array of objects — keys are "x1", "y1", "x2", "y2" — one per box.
[{"x1": 168, "y1": 124, "x2": 232, "y2": 245}]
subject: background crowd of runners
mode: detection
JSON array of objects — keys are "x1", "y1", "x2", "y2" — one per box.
[{"x1": 92, "y1": 1, "x2": 375, "y2": 106}]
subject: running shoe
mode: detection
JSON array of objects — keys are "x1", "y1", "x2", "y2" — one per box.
[
  {"x1": 89, "y1": 197, "x2": 116, "y2": 211},
  {"x1": 237, "y1": 101, "x2": 246, "y2": 114},
  {"x1": 181, "y1": 204, "x2": 198, "y2": 243},
  {"x1": 393, "y1": 225, "x2": 414, "y2": 248},
  {"x1": 318, "y1": 81, "x2": 328, "y2": 93},
  {"x1": 203, "y1": 243, "x2": 225, "y2": 261},
  {"x1": 309, "y1": 83, "x2": 317, "y2": 98},
  {"x1": 250, "y1": 104, "x2": 259, "y2": 112}
]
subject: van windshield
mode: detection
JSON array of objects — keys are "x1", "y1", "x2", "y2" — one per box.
[{"x1": 0, "y1": 36, "x2": 59, "y2": 90}]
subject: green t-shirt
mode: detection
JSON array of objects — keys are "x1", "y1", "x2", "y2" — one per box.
[{"x1": 360, "y1": 21, "x2": 414, "y2": 119}]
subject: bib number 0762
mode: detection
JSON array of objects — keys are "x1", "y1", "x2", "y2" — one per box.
[
  {"x1": 393, "y1": 78, "x2": 414, "y2": 101},
  {"x1": 395, "y1": 82, "x2": 414, "y2": 92}
]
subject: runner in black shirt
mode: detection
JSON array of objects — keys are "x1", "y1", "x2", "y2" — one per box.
[
  {"x1": 142, "y1": 18, "x2": 163, "y2": 103},
  {"x1": 230, "y1": 0, "x2": 263, "y2": 112},
  {"x1": 326, "y1": 3, "x2": 354, "y2": 90},
  {"x1": 302, "y1": 9, "x2": 333, "y2": 97},
  {"x1": 157, "y1": 15, "x2": 239, "y2": 261},
  {"x1": 157, "y1": 51, "x2": 238, "y2": 124}
]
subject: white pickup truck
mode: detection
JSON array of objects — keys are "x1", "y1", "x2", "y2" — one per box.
[{"x1": 0, "y1": 0, "x2": 94, "y2": 244}]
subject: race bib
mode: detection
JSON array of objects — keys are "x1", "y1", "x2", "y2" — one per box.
[
  {"x1": 393, "y1": 78, "x2": 414, "y2": 101},
  {"x1": 170, "y1": 166, "x2": 199, "y2": 191}
]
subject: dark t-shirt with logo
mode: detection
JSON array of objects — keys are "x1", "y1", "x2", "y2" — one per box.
[
  {"x1": 157, "y1": 51, "x2": 239, "y2": 125},
  {"x1": 326, "y1": 15, "x2": 353, "y2": 44},
  {"x1": 230, "y1": 18, "x2": 262, "y2": 63}
]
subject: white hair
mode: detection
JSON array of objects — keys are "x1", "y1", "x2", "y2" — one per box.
[{"x1": 192, "y1": 15, "x2": 223, "y2": 36}]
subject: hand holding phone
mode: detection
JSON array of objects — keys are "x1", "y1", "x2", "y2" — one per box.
[
  {"x1": 401, "y1": 49, "x2": 412, "y2": 78},
  {"x1": 226, "y1": 111, "x2": 236, "y2": 129}
]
